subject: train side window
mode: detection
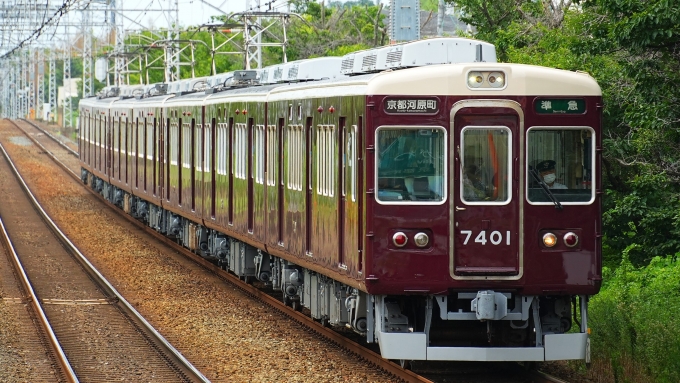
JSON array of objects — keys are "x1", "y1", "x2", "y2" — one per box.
[
  {"x1": 266, "y1": 125, "x2": 277, "y2": 186},
  {"x1": 204, "y1": 123, "x2": 211, "y2": 173},
  {"x1": 315, "y1": 124, "x2": 336, "y2": 196},
  {"x1": 170, "y1": 120, "x2": 178, "y2": 166},
  {"x1": 286, "y1": 124, "x2": 303, "y2": 190},
  {"x1": 216, "y1": 122, "x2": 227, "y2": 175},
  {"x1": 182, "y1": 121, "x2": 191, "y2": 169},
  {"x1": 376, "y1": 126, "x2": 446, "y2": 204},
  {"x1": 255, "y1": 125, "x2": 265, "y2": 184},
  {"x1": 234, "y1": 123, "x2": 248, "y2": 179},
  {"x1": 460, "y1": 127, "x2": 512, "y2": 205},
  {"x1": 195, "y1": 122, "x2": 202, "y2": 172},
  {"x1": 349, "y1": 125, "x2": 357, "y2": 202},
  {"x1": 146, "y1": 121, "x2": 153, "y2": 160},
  {"x1": 526, "y1": 127, "x2": 595, "y2": 204}
]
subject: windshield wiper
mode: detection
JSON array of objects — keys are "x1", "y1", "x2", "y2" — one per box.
[{"x1": 529, "y1": 166, "x2": 563, "y2": 210}]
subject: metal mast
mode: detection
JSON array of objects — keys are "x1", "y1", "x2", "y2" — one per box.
[
  {"x1": 28, "y1": 49, "x2": 34, "y2": 119},
  {"x1": 21, "y1": 52, "x2": 27, "y2": 118},
  {"x1": 82, "y1": 4, "x2": 93, "y2": 97},
  {"x1": 165, "y1": 0, "x2": 180, "y2": 82},
  {"x1": 49, "y1": 50, "x2": 56, "y2": 122},
  {"x1": 37, "y1": 49, "x2": 45, "y2": 120},
  {"x1": 63, "y1": 39, "x2": 73, "y2": 127}
]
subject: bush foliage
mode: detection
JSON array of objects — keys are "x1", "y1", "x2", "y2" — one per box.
[{"x1": 591, "y1": 253, "x2": 680, "y2": 382}]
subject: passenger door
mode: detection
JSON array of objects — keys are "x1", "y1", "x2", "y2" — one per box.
[{"x1": 451, "y1": 101, "x2": 523, "y2": 279}]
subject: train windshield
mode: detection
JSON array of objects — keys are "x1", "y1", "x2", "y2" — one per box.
[
  {"x1": 527, "y1": 127, "x2": 595, "y2": 204},
  {"x1": 460, "y1": 127, "x2": 512, "y2": 204},
  {"x1": 376, "y1": 127, "x2": 446, "y2": 203}
]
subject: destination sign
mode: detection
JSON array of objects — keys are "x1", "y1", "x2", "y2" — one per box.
[
  {"x1": 384, "y1": 98, "x2": 438, "y2": 114},
  {"x1": 535, "y1": 98, "x2": 586, "y2": 114}
]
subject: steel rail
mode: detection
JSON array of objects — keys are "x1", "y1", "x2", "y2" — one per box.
[
  {"x1": 7, "y1": 119, "x2": 79, "y2": 177},
  {"x1": 0, "y1": 125, "x2": 211, "y2": 383},
  {"x1": 82, "y1": 174, "x2": 436, "y2": 383},
  {"x1": 14, "y1": 118, "x2": 572, "y2": 383},
  {"x1": 13, "y1": 119, "x2": 434, "y2": 382},
  {"x1": 19, "y1": 118, "x2": 79, "y2": 156},
  {"x1": 0, "y1": 185, "x2": 78, "y2": 383}
]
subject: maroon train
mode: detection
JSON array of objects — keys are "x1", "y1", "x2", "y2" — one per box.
[{"x1": 79, "y1": 37, "x2": 602, "y2": 363}]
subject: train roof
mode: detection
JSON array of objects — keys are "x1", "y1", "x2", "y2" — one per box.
[
  {"x1": 79, "y1": 95, "x2": 120, "y2": 111},
  {"x1": 83, "y1": 38, "x2": 600, "y2": 112},
  {"x1": 364, "y1": 62, "x2": 601, "y2": 97}
]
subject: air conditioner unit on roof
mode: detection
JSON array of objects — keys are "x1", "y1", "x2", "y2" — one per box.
[
  {"x1": 296, "y1": 57, "x2": 344, "y2": 81},
  {"x1": 398, "y1": 38, "x2": 497, "y2": 67},
  {"x1": 340, "y1": 38, "x2": 498, "y2": 75},
  {"x1": 350, "y1": 49, "x2": 376, "y2": 74}
]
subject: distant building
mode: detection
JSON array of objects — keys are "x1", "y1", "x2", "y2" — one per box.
[
  {"x1": 57, "y1": 78, "x2": 79, "y2": 105},
  {"x1": 419, "y1": 10, "x2": 469, "y2": 37}
]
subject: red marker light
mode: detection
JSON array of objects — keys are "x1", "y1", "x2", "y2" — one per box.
[
  {"x1": 564, "y1": 232, "x2": 579, "y2": 247},
  {"x1": 393, "y1": 232, "x2": 408, "y2": 247},
  {"x1": 329, "y1": 106, "x2": 335, "y2": 113},
  {"x1": 317, "y1": 106, "x2": 323, "y2": 113}
]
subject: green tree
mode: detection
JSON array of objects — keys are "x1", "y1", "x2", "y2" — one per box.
[{"x1": 284, "y1": 0, "x2": 387, "y2": 60}]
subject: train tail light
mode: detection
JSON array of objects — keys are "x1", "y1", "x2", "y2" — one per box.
[
  {"x1": 542, "y1": 233, "x2": 557, "y2": 248},
  {"x1": 393, "y1": 232, "x2": 408, "y2": 247},
  {"x1": 564, "y1": 232, "x2": 579, "y2": 247},
  {"x1": 413, "y1": 232, "x2": 429, "y2": 247}
]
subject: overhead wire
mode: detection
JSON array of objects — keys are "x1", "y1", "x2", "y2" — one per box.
[{"x1": 1, "y1": 0, "x2": 83, "y2": 59}]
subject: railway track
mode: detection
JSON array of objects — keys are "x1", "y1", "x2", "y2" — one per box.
[
  {"x1": 0, "y1": 129, "x2": 208, "y2": 382},
  {"x1": 6, "y1": 119, "x2": 421, "y2": 381},
  {"x1": 4, "y1": 118, "x2": 569, "y2": 383}
]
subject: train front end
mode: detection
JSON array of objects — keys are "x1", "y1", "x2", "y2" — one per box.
[{"x1": 362, "y1": 63, "x2": 602, "y2": 363}]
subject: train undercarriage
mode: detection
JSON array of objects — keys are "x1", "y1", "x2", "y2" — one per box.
[{"x1": 84, "y1": 170, "x2": 591, "y2": 363}]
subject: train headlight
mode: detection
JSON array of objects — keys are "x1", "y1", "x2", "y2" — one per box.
[
  {"x1": 467, "y1": 71, "x2": 484, "y2": 88},
  {"x1": 413, "y1": 232, "x2": 429, "y2": 247},
  {"x1": 488, "y1": 72, "x2": 505, "y2": 88},
  {"x1": 564, "y1": 232, "x2": 579, "y2": 247},
  {"x1": 542, "y1": 233, "x2": 557, "y2": 248},
  {"x1": 393, "y1": 232, "x2": 408, "y2": 247}
]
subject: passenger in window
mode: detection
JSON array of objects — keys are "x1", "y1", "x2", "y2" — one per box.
[
  {"x1": 463, "y1": 164, "x2": 489, "y2": 201},
  {"x1": 536, "y1": 160, "x2": 567, "y2": 189}
]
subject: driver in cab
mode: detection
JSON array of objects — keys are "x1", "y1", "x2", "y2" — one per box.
[{"x1": 536, "y1": 160, "x2": 567, "y2": 189}]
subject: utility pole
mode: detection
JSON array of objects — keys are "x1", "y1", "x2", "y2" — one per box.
[
  {"x1": 437, "y1": 0, "x2": 445, "y2": 36},
  {"x1": 389, "y1": 0, "x2": 420, "y2": 43}
]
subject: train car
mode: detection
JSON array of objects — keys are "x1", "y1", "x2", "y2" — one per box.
[{"x1": 79, "y1": 37, "x2": 601, "y2": 364}]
